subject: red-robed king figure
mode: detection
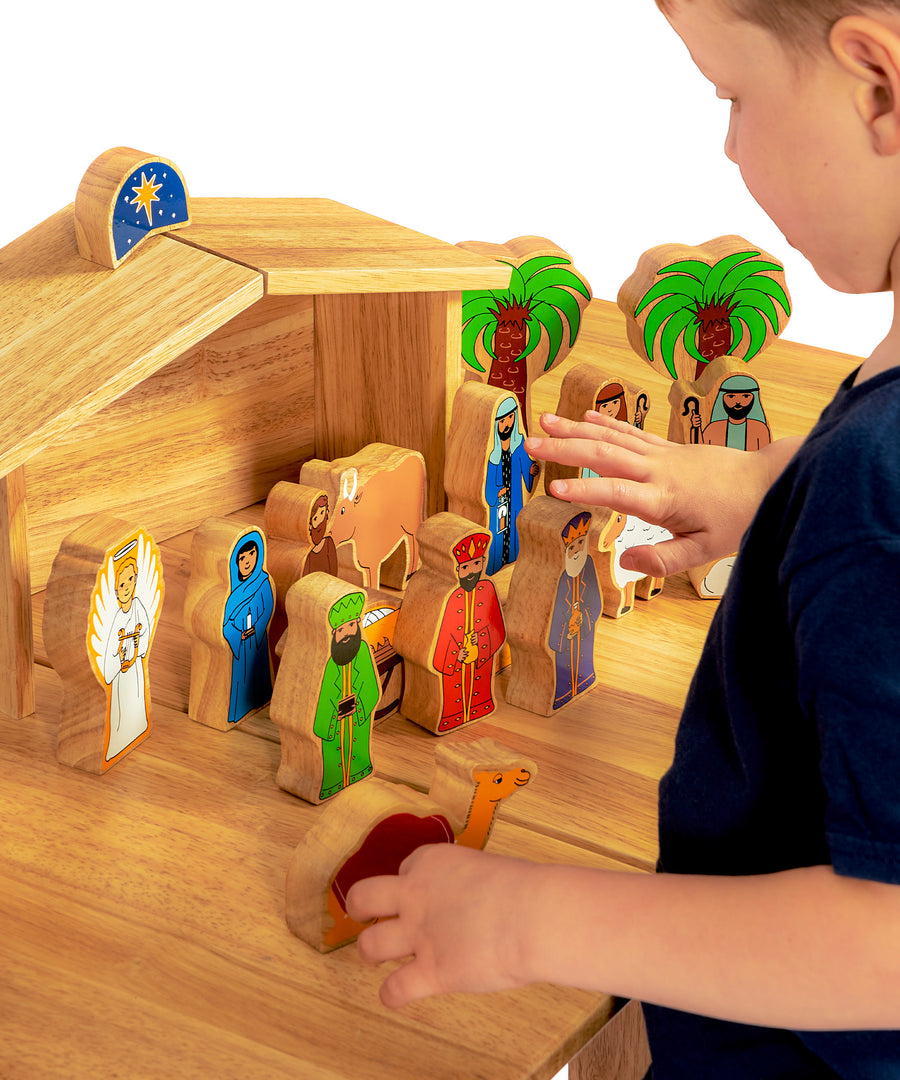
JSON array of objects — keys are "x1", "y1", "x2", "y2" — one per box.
[{"x1": 432, "y1": 532, "x2": 506, "y2": 732}]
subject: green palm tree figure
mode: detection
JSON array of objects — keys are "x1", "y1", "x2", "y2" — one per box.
[
  {"x1": 462, "y1": 255, "x2": 591, "y2": 430},
  {"x1": 635, "y1": 250, "x2": 791, "y2": 381}
]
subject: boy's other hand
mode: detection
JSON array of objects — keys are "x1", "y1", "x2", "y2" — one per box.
[{"x1": 526, "y1": 412, "x2": 798, "y2": 578}]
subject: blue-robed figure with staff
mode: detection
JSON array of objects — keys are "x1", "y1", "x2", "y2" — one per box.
[
  {"x1": 484, "y1": 395, "x2": 540, "y2": 575},
  {"x1": 222, "y1": 529, "x2": 275, "y2": 724}
]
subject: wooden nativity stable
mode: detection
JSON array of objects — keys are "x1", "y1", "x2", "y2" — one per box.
[{"x1": 0, "y1": 146, "x2": 512, "y2": 722}]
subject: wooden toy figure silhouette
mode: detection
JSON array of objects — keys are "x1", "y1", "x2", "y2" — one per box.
[
  {"x1": 45, "y1": 518, "x2": 164, "y2": 772},
  {"x1": 184, "y1": 519, "x2": 275, "y2": 731},
  {"x1": 223, "y1": 529, "x2": 275, "y2": 725},
  {"x1": 270, "y1": 575, "x2": 381, "y2": 804},
  {"x1": 506, "y1": 499, "x2": 602, "y2": 715},
  {"x1": 445, "y1": 381, "x2": 541, "y2": 581},
  {"x1": 393, "y1": 515, "x2": 506, "y2": 736},
  {"x1": 284, "y1": 737, "x2": 537, "y2": 952}
]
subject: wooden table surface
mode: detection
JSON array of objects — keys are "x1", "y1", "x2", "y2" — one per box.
[{"x1": 3, "y1": 299, "x2": 860, "y2": 1079}]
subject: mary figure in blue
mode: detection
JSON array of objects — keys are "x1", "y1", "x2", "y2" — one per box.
[{"x1": 222, "y1": 530, "x2": 274, "y2": 724}]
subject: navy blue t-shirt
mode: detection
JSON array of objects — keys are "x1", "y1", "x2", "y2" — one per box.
[{"x1": 643, "y1": 366, "x2": 900, "y2": 1078}]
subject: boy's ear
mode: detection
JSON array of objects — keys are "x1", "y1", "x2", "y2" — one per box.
[{"x1": 830, "y1": 16, "x2": 900, "y2": 155}]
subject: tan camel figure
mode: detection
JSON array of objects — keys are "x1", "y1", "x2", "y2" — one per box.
[{"x1": 285, "y1": 737, "x2": 536, "y2": 952}]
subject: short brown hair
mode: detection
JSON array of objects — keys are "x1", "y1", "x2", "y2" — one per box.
[{"x1": 657, "y1": 0, "x2": 900, "y2": 53}]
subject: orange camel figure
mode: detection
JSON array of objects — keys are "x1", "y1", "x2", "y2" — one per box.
[{"x1": 285, "y1": 737, "x2": 536, "y2": 952}]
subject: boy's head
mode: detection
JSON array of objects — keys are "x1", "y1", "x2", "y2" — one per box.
[
  {"x1": 658, "y1": 0, "x2": 900, "y2": 54},
  {"x1": 658, "y1": 0, "x2": 900, "y2": 297}
]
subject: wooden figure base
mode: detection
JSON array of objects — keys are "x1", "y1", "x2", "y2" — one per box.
[
  {"x1": 270, "y1": 573, "x2": 382, "y2": 804},
  {"x1": 44, "y1": 516, "x2": 164, "y2": 773},
  {"x1": 285, "y1": 737, "x2": 536, "y2": 952}
]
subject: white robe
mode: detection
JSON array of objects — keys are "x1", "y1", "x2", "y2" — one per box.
[{"x1": 102, "y1": 598, "x2": 150, "y2": 761}]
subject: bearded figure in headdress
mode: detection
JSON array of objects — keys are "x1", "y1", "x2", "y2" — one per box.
[{"x1": 432, "y1": 532, "x2": 505, "y2": 732}]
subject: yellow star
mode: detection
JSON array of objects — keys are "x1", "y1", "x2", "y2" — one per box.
[{"x1": 130, "y1": 171, "x2": 163, "y2": 227}]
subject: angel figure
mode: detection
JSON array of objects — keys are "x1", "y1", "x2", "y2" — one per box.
[{"x1": 88, "y1": 530, "x2": 163, "y2": 766}]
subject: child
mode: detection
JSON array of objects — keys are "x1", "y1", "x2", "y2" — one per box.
[{"x1": 347, "y1": 1, "x2": 900, "y2": 1075}]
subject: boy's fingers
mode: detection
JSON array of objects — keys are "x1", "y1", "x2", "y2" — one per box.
[
  {"x1": 379, "y1": 959, "x2": 435, "y2": 1010},
  {"x1": 356, "y1": 914, "x2": 414, "y2": 966},
  {"x1": 346, "y1": 875, "x2": 400, "y2": 923},
  {"x1": 547, "y1": 475, "x2": 661, "y2": 522}
]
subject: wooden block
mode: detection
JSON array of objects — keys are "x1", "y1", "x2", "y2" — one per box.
[
  {"x1": 542, "y1": 361, "x2": 654, "y2": 493},
  {"x1": 43, "y1": 517, "x2": 164, "y2": 772},
  {"x1": 270, "y1": 574, "x2": 381, "y2": 803},
  {"x1": 299, "y1": 444, "x2": 426, "y2": 591},
  {"x1": 392, "y1": 513, "x2": 506, "y2": 735},
  {"x1": 506, "y1": 498, "x2": 604, "y2": 715},
  {"x1": 263, "y1": 481, "x2": 336, "y2": 666},
  {"x1": 457, "y1": 236, "x2": 592, "y2": 432},
  {"x1": 74, "y1": 147, "x2": 191, "y2": 269},
  {"x1": 0, "y1": 467, "x2": 34, "y2": 719},
  {"x1": 445, "y1": 381, "x2": 541, "y2": 577},
  {"x1": 617, "y1": 235, "x2": 791, "y2": 383},
  {"x1": 285, "y1": 737, "x2": 536, "y2": 951},
  {"x1": 592, "y1": 509, "x2": 668, "y2": 619},
  {"x1": 183, "y1": 519, "x2": 275, "y2": 730}
]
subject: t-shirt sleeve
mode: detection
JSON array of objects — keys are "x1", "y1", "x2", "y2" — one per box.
[{"x1": 788, "y1": 536, "x2": 900, "y2": 885}]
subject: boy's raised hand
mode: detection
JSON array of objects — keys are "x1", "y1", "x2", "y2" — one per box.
[
  {"x1": 347, "y1": 845, "x2": 535, "y2": 1008},
  {"x1": 526, "y1": 412, "x2": 799, "y2": 577}
]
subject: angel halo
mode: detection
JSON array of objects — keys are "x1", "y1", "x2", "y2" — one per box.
[{"x1": 87, "y1": 528, "x2": 163, "y2": 766}]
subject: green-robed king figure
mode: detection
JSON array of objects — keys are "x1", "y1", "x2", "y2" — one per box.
[{"x1": 314, "y1": 590, "x2": 381, "y2": 800}]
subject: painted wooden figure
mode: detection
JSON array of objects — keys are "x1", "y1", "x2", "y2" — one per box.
[
  {"x1": 617, "y1": 235, "x2": 791, "y2": 385},
  {"x1": 184, "y1": 518, "x2": 275, "y2": 730},
  {"x1": 506, "y1": 498, "x2": 603, "y2": 715},
  {"x1": 44, "y1": 517, "x2": 163, "y2": 772},
  {"x1": 393, "y1": 513, "x2": 506, "y2": 735},
  {"x1": 361, "y1": 597, "x2": 404, "y2": 722},
  {"x1": 270, "y1": 573, "x2": 381, "y2": 804},
  {"x1": 284, "y1": 737, "x2": 536, "y2": 952},
  {"x1": 592, "y1": 509, "x2": 667, "y2": 619},
  {"x1": 263, "y1": 480, "x2": 335, "y2": 665},
  {"x1": 457, "y1": 236, "x2": 592, "y2": 433},
  {"x1": 542, "y1": 361, "x2": 653, "y2": 494},
  {"x1": 445, "y1": 381, "x2": 540, "y2": 577},
  {"x1": 299, "y1": 443, "x2": 426, "y2": 591},
  {"x1": 618, "y1": 236, "x2": 790, "y2": 600}
]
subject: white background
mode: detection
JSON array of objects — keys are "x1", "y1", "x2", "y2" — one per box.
[{"x1": 3, "y1": 1, "x2": 894, "y2": 359}]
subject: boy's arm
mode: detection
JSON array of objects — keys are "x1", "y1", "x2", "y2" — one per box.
[
  {"x1": 347, "y1": 845, "x2": 900, "y2": 1030},
  {"x1": 525, "y1": 412, "x2": 802, "y2": 577}
]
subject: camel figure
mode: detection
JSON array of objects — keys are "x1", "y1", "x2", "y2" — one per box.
[{"x1": 285, "y1": 737, "x2": 536, "y2": 952}]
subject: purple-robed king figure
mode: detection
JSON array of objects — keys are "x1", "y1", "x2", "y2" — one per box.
[{"x1": 548, "y1": 511, "x2": 602, "y2": 709}]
